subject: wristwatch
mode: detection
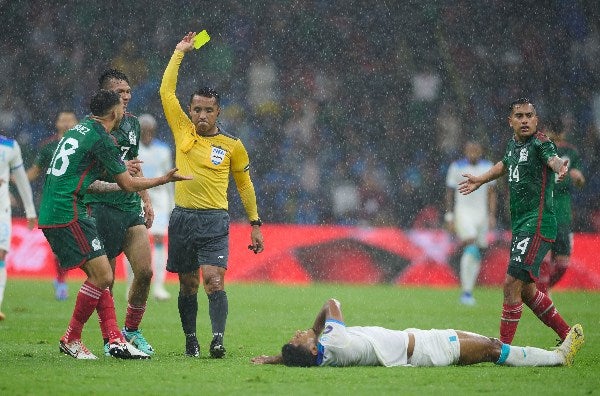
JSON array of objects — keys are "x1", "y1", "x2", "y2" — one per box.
[{"x1": 250, "y1": 218, "x2": 263, "y2": 227}]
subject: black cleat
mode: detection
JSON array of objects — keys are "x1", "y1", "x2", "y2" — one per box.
[
  {"x1": 209, "y1": 334, "x2": 226, "y2": 358},
  {"x1": 185, "y1": 336, "x2": 200, "y2": 357}
]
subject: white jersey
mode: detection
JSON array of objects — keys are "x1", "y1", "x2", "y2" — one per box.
[
  {"x1": 446, "y1": 158, "x2": 494, "y2": 218},
  {"x1": 446, "y1": 158, "x2": 494, "y2": 245},
  {"x1": 0, "y1": 136, "x2": 35, "y2": 216},
  {"x1": 317, "y1": 320, "x2": 410, "y2": 367},
  {"x1": 0, "y1": 136, "x2": 36, "y2": 251},
  {"x1": 138, "y1": 139, "x2": 174, "y2": 234}
]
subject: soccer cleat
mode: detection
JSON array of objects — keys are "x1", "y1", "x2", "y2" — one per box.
[
  {"x1": 185, "y1": 336, "x2": 200, "y2": 357},
  {"x1": 209, "y1": 334, "x2": 226, "y2": 358},
  {"x1": 0, "y1": 311, "x2": 5, "y2": 321},
  {"x1": 59, "y1": 338, "x2": 97, "y2": 360},
  {"x1": 108, "y1": 340, "x2": 151, "y2": 359},
  {"x1": 460, "y1": 292, "x2": 476, "y2": 306},
  {"x1": 153, "y1": 287, "x2": 171, "y2": 301},
  {"x1": 557, "y1": 324, "x2": 584, "y2": 366},
  {"x1": 53, "y1": 280, "x2": 68, "y2": 301},
  {"x1": 122, "y1": 327, "x2": 155, "y2": 355}
]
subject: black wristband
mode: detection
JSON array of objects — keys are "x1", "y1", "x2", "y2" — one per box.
[{"x1": 250, "y1": 218, "x2": 262, "y2": 227}]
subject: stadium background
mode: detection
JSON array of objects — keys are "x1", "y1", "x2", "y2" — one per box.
[{"x1": 1, "y1": 1, "x2": 599, "y2": 288}]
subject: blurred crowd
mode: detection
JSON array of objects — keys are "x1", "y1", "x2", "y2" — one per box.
[{"x1": 2, "y1": 0, "x2": 599, "y2": 231}]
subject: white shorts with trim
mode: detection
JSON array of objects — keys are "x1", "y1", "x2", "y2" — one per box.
[{"x1": 407, "y1": 329, "x2": 460, "y2": 367}]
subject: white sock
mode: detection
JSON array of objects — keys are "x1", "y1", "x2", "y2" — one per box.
[
  {"x1": 460, "y1": 246, "x2": 481, "y2": 293},
  {"x1": 0, "y1": 265, "x2": 7, "y2": 310},
  {"x1": 153, "y1": 242, "x2": 167, "y2": 289},
  {"x1": 503, "y1": 345, "x2": 563, "y2": 366}
]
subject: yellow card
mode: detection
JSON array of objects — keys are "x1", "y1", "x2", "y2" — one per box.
[{"x1": 194, "y1": 30, "x2": 211, "y2": 49}]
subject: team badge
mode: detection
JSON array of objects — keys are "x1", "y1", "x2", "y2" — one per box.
[
  {"x1": 519, "y1": 148, "x2": 528, "y2": 163},
  {"x1": 92, "y1": 238, "x2": 102, "y2": 251},
  {"x1": 128, "y1": 130, "x2": 137, "y2": 145},
  {"x1": 211, "y1": 146, "x2": 226, "y2": 165}
]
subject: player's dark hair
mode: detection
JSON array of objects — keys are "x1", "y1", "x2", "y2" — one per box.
[
  {"x1": 509, "y1": 97, "x2": 536, "y2": 113},
  {"x1": 98, "y1": 69, "x2": 130, "y2": 89},
  {"x1": 281, "y1": 344, "x2": 318, "y2": 367},
  {"x1": 189, "y1": 87, "x2": 220, "y2": 107},
  {"x1": 89, "y1": 90, "x2": 121, "y2": 117}
]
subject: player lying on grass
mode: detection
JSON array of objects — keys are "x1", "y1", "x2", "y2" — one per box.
[{"x1": 251, "y1": 299, "x2": 584, "y2": 367}]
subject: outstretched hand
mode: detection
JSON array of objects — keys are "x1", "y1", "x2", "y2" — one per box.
[
  {"x1": 176, "y1": 32, "x2": 196, "y2": 53},
  {"x1": 458, "y1": 174, "x2": 481, "y2": 195},
  {"x1": 163, "y1": 168, "x2": 193, "y2": 183}
]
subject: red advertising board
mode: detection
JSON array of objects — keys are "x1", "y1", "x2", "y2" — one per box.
[{"x1": 8, "y1": 219, "x2": 600, "y2": 290}]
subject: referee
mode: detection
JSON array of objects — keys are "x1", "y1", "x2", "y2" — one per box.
[{"x1": 160, "y1": 32, "x2": 264, "y2": 359}]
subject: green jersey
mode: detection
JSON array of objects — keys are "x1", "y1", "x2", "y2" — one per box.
[
  {"x1": 501, "y1": 132, "x2": 558, "y2": 239},
  {"x1": 553, "y1": 141, "x2": 582, "y2": 226},
  {"x1": 38, "y1": 118, "x2": 127, "y2": 227},
  {"x1": 33, "y1": 134, "x2": 61, "y2": 170},
  {"x1": 83, "y1": 113, "x2": 141, "y2": 212}
]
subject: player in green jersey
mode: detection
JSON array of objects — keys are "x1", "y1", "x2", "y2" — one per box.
[
  {"x1": 38, "y1": 89, "x2": 189, "y2": 359},
  {"x1": 459, "y1": 98, "x2": 575, "y2": 345},
  {"x1": 536, "y1": 120, "x2": 585, "y2": 294},
  {"x1": 83, "y1": 69, "x2": 158, "y2": 356},
  {"x1": 27, "y1": 110, "x2": 78, "y2": 301}
]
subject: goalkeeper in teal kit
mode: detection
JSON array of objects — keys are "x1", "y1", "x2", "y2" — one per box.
[{"x1": 459, "y1": 98, "x2": 577, "y2": 345}]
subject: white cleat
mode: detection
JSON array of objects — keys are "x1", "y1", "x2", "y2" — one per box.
[
  {"x1": 108, "y1": 341, "x2": 151, "y2": 359},
  {"x1": 59, "y1": 338, "x2": 98, "y2": 360}
]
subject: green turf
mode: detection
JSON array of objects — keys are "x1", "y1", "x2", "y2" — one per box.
[{"x1": 0, "y1": 280, "x2": 597, "y2": 395}]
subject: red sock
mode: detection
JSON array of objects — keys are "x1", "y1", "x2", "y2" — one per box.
[
  {"x1": 63, "y1": 281, "x2": 102, "y2": 341},
  {"x1": 55, "y1": 255, "x2": 67, "y2": 283},
  {"x1": 96, "y1": 288, "x2": 121, "y2": 341},
  {"x1": 525, "y1": 290, "x2": 571, "y2": 340},
  {"x1": 125, "y1": 303, "x2": 146, "y2": 331},
  {"x1": 500, "y1": 302, "x2": 523, "y2": 344}
]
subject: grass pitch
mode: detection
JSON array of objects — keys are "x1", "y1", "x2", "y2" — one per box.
[{"x1": 0, "y1": 280, "x2": 598, "y2": 395}]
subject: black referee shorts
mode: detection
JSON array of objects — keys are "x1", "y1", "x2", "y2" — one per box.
[{"x1": 167, "y1": 207, "x2": 229, "y2": 273}]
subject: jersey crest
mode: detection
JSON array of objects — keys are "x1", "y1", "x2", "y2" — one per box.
[
  {"x1": 92, "y1": 238, "x2": 102, "y2": 251},
  {"x1": 519, "y1": 147, "x2": 529, "y2": 162},
  {"x1": 210, "y1": 146, "x2": 226, "y2": 165},
  {"x1": 128, "y1": 129, "x2": 137, "y2": 145}
]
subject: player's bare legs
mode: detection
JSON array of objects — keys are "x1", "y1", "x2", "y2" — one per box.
[
  {"x1": 123, "y1": 225, "x2": 153, "y2": 305},
  {"x1": 456, "y1": 331, "x2": 502, "y2": 364},
  {"x1": 501, "y1": 274, "x2": 570, "y2": 344},
  {"x1": 119, "y1": 224, "x2": 154, "y2": 355},
  {"x1": 456, "y1": 330, "x2": 573, "y2": 366}
]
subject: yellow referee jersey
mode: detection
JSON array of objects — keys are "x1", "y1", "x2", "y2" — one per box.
[{"x1": 160, "y1": 50, "x2": 259, "y2": 221}]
